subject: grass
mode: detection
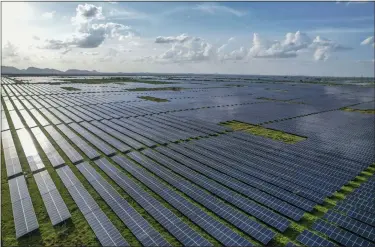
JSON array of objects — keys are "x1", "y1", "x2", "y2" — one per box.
[
  {"x1": 63, "y1": 77, "x2": 174, "y2": 85},
  {"x1": 341, "y1": 107, "x2": 375, "y2": 114},
  {"x1": 221, "y1": 120, "x2": 306, "y2": 144},
  {"x1": 127, "y1": 87, "x2": 183, "y2": 92},
  {"x1": 256, "y1": 97, "x2": 305, "y2": 105},
  {"x1": 60, "y1": 86, "x2": 81, "y2": 91},
  {"x1": 138, "y1": 96, "x2": 170, "y2": 102}
]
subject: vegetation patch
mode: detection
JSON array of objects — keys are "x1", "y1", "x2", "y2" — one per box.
[
  {"x1": 265, "y1": 88, "x2": 288, "y2": 92},
  {"x1": 63, "y1": 77, "x2": 174, "y2": 85},
  {"x1": 341, "y1": 107, "x2": 375, "y2": 114},
  {"x1": 138, "y1": 96, "x2": 170, "y2": 103},
  {"x1": 61, "y1": 86, "x2": 81, "y2": 91},
  {"x1": 221, "y1": 120, "x2": 306, "y2": 144},
  {"x1": 127, "y1": 87, "x2": 183, "y2": 92},
  {"x1": 256, "y1": 97, "x2": 305, "y2": 105}
]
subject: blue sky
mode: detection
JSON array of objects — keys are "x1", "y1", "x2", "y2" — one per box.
[{"x1": 2, "y1": 1, "x2": 374, "y2": 76}]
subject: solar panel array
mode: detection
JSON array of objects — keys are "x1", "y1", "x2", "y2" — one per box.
[
  {"x1": 2, "y1": 76, "x2": 374, "y2": 246},
  {"x1": 8, "y1": 176, "x2": 39, "y2": 238},
  {"x1": 2, "y1": 130, "x2": 23, "y2": 178},
  {"x1": 33, "y1": 170, "x2": 71, "y2": 225},
  {"x1": 56, "y1": 165, "x2": 128, "y2": 246}
]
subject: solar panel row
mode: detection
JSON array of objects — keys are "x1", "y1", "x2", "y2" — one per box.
[
  {"x1": 2, "y1": 130, "x2": 23, "y2": 178},
  {"x1": 166, "y1": 143, "x2": 306, "y2": 220},
  {"x1": 33, "y1": 170, "x2": 71, "y2": 225},
  {"x1": 68, "y1": 123, "x2": 116, "y2": 155},
  {"x1": 94, "y1": 158, "x2": 213, "y2": 246},
  {"x1": 111, "y1": 155, "x2": 253, "y2": 247},
  {"x1": 136, "y1": 150, "x2": 276, "y2": 244},
  {"x1": 44, "y1": 125, "x2": 83, "y2": 164},
  {"x1": 180, "y1": 141, "x2": 316, "y2": 212},
  {"x1": 56, "y1": 165, "x2": 128, "y2": 246},
  {"x1": 16, "y1": 129, "x2": 45, "y2": 172},
  {"x1": 77, "y1": 162, "x2": 171, "y2": 246},
  {"x1": 8, "y1": 176, "x2": 39, "y2": 238},
  {"x1": 56, "y1": 124, "x2": 100, "y2": 159},
  {"x1": 31, "y1": 127, "x2": 65, "y2": 167}
]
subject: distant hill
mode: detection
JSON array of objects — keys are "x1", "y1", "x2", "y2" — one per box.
[{"x1": 1, "y1": 66, "x2": 100, "y2": 75}]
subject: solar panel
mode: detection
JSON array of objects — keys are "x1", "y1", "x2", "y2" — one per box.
[
  {"x1": 77, "y1": 162, "x2": 170, "y2": 246},
  {"x1": 8, "y1": 176, "x2": 39, "y2": 238},
  {"x1": 44, "y1": 125, "x2": 83, "y2": 164},
  {"x1": 33, "y1": 171, "x2": 71, "y2": 225},
  {"x1": 29, "y1": 109, "x2": 50, "y2": 126},
  {"x1": 2, "y1": 110, "x2": 10, "y2": 131},
  {"x1": 56, "y1": 124, "x2": 100, "y2": 159},
  {"x1": 296, "y1": 230, "x2": 336, "y2": 246},
  {"x1": 94, "y1": 158, "x2": 213, "y2": 247},
  {"x1": 105, "y1": 120, "x2": 156, "y2": 147},
  {"x1": 56, "y1": 166, "x2": 128, "y2": 246},
  {"x1": 90, "y1": 121, "x2": 144, "y2": 150},
  {"x1": 2, "y1": 130, "x2": 23, "y2": 178},
  {"x1": 31, "y1": 127, "x2": 65, "y2": 167},
  {"x1": 18, "y1": 109, "x2": 37, "y2": 128},
  {"x1": 39, "y1": 108, "x2": 61, "y2": 125},
  {"x1": 68, "y1": 123, "x2": 116, "y2": 156},
  {"x1": 313, "y1": 219, "x2": 373, "y2": 247},
  {"x1": 80, "y1": 122, "x2": 131, "y2": 152},
  {"x1": 111, "y1": 155, "x2": 253, "y2": 247},
  {"x1": 9, "y1": 110, "x2": 24, "y2": 130},
  {"x1": 324, "y1": 210, "x2": 375, "y2": 241},
  {"x1": 16, "y1": 129, "x2": 45, "y2": 172}
]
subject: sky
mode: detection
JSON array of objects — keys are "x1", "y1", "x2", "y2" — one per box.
[{"x1": 1, "y1": 1, "x2": 374, "y2": 77}]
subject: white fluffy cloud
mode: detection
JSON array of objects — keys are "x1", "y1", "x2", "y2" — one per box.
[
  {"x1": 250, "y1": 31, "x2": 311, "y2": 58},
  {"x1": 2, "y1": 41, "x2": 19, "y2": 58},
  {"x1": 249, "y1": 31, "x2": 351, "y2": 61},
  {"x1": 360, "y1": 36, "x2": 374, "y2": 46},
  {"x1": 40, "y1": 4, "x2": 135, "y2": 50},
  {"x1": 42, "y1": 11, "x2": 56, "y2": 19},
  {"x1": 310, "y1": 36, "x2": 352, "y2": 61},
  {"x1": 155, "y1": 34, "x2": 190, "y2": 44}
]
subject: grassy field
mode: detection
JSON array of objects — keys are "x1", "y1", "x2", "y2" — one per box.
[
  {"x1": 138, "y1": 96, "x2": 170, "y2": 102},
  {"x1": 60, "y1": 86, "x2": 81, "y2": 91},
  {"x1": 342, "y1": 107, "x2": 375, "y2": 114},
  {"x1": 127, "y1": 87, "x2": 183, "y2": 92},
  {"x1": 62, "y1": 77, "x2": 175, "y2": 85},
  {"x1": 221, "y1": 120, "x2": 306, "y2": 144}
]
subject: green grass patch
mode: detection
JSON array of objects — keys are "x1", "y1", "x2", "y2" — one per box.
[
  {"x1": 60, "y1": 86, "x2": 81, "y2": 91},
  {"x1": 265, "y1": 88, "x2": 288, "y2": 92},
  {"x1": 256, "y1": 97, "x2": 305, "y2": 105},
  {"x1": 138, "y1": 96, "x2": 170, "y2": 102},
  {"x1": 221, "y1": 120, "x2": 306, "y2": 144},
  {"x1": 341, "y1": 107, "x2": 375, "y2": 114},
  {"x1": 63, "y1": 77, "x2": 174, "y2": 85},
  {"x1": 127, "y1": 87, "x2": 183, "y2": 92}
]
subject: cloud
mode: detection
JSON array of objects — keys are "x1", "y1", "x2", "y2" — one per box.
[
  {"x1": 2, "y1": 41, "x2": 19, "y2": 58},
  {"x1": 151, "y1": 35, "x2": 216, "y2": 63},
  {"x1": 61, "y1": 48, "x2": 72, "y2": 55},
  {"x1": 42, "y1": 39, "x2": 68, "y2": 50},
  {"x1": 32, "y1": 35, "x2": 40, "y2": 40},
  {"x1": 41, "y1": 21, "x2": 134, "y2": 50},
  {"x1": 71, "y1": 3, "x2": 105, "y2": 31},
  {"x1": 248, "y1": 31, "x2": 351, "y2": 61},
  {"x1": 360, "y1": 36, "x2": 374, "y2": 45},
  {"x1": 310, "y1": 36, "x2": 352, "y2": 61},
  {"x1": 155, "y1": 33, "x2": 190, "y2": 44},
  {"x1": 250, "y1": 31, "x2": 311, "y2": 58},
  {"x1": 42, "y1": 11, "x2": 56, "y2": 19},
  {"x1": 194, "y1": 3, "x2": 246, "y2": 17},
  {"x1": 228, "y1": 37, "x2": 235, "y2": 42},
  {"x1": 221, "y1": 47, "x2": 248, "y2": 61}
]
